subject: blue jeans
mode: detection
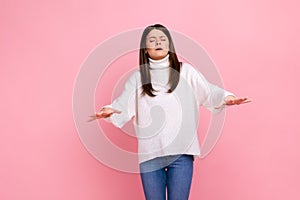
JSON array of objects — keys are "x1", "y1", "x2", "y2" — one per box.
[{"x1": 140, "y1": 154, "x2": 194, "y2": 200}]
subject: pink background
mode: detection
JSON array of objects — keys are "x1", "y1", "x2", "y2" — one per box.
[{"x1": 1, "y1": 0, "x2": 299, "y2": 199}]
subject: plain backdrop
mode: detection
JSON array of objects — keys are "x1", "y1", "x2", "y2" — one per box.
[{"x1": 1, "y1": 0, "x2": 299, "y2": 199}]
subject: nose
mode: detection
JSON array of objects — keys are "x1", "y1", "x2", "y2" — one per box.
[{"x1": 156, "y1": 40, "x2": 161, "y2": 45}]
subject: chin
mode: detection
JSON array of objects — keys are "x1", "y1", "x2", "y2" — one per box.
[{"x1": 151, "y1": 53, "x2": 168, "y2": 60}]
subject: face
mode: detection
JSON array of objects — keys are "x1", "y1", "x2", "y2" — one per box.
[{"x1": 145, "y1": 29, "x2": 170, "y2": 60}]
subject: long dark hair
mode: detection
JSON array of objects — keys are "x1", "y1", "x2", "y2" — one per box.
[{"x1": 139, "y1": 24, "x2": 182, "y2": 97}]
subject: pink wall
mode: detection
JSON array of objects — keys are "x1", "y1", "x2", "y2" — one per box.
[{"x1": 1, "y1": 0, "x2": 299, "y2": 199}]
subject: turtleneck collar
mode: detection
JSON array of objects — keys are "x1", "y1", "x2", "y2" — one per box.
[{"x1": 148, "y1": 54, "x2": 170, "y2": 69}]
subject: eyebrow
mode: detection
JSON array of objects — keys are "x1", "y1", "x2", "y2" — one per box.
[{"x1": 147, "y1": 36, "x2": 167, "y2": 39}]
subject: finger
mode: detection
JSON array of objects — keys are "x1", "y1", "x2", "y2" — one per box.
[
  {"x1": 245, "y1": 98, "x2": 252, "y2": 102},
  {"x1": 241, "y1": 97, "x2": 251, "y2": 101},
  {"x1": 236, "y1": 99, "x2": 246, "y2": 104},
  {"x1": 234, "y1": 99, "x2": 252, "y2": 105},
  {"x1": 236, "y1": 98, "x2": 247, "y2": 102},
  {"x1": 235, "y1": 98, "x2": 249, "y2": 103},
  {"x1": 240, "y1": 99, "x2": 252, "y2": 104},
  {"x1": 227, "y1": 99, "x2": 245, "y2": 105},
  {"x1": 239, "y1": 98, "x2": 251, "y2": 102},
  {"x1": 88, "y1": 115, "x2": 96, "y2": 120},
  {"x1": 87, "y1": 117, "x2": 96, "y2": 122}
]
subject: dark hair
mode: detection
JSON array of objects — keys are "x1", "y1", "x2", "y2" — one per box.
[{"x1": 139, "y1": 24, "x2": 182, "y2": 97}]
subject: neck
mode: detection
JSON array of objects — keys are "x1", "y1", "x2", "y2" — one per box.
[{"x1": 149, "y1": 54, "x2": 170, "y2": 69}]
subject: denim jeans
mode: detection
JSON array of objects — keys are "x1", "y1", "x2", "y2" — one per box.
[{"x1": 140, "y1": 154, "x2": 194, "y2": 200}]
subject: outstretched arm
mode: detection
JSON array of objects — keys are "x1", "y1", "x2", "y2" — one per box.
[{"x1": 87, "y1": 71, "x2": 139, "y2": 125}]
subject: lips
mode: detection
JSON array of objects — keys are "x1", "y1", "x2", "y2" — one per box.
[{"x1": 155, "y1": 47, "x2": 163, "y2": 50}]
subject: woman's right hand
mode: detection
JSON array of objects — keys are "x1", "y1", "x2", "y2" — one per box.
[{"x1": 87, "y1": 107, "x2": 121, "y2": 122}]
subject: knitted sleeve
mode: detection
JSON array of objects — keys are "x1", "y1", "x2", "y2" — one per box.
[
  {"x1": 185, "y1": 64, "x2": 234, "y2": 114},
  {"x1": 104, "y1": 71, "x2": 139, "y2": 128}
]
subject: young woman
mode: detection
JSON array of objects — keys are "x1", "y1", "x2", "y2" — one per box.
[{"x1": 89, "y1": 24, "x2": 250, "y2": 200}]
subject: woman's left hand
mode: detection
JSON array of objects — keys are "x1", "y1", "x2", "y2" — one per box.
[{"x1": 224, "y1": 95, "x2": 252, "y2": 106}]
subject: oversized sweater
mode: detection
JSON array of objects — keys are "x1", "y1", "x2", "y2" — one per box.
[{"x1": 106, "y1": 54, "x2": 233, "y2": 163}]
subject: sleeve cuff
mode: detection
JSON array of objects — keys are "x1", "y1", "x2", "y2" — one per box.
[{"x1": 213, "y1": 91, "x2": 235, "y2": 113}]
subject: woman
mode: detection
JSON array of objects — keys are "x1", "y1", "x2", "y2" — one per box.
[{"x1": 89, "y1": 24, "x2": 250, "y2": 200}]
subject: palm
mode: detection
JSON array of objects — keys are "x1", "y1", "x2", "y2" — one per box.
[
  {"x1": 87, "y1": 108, "x2": 121, "y2": 122},
  {"x1": 225, "y1": 97, "x2": 251, "y2": 106}
]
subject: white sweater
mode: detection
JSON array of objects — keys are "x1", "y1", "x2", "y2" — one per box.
[{"x1": 106, "y1": 54, "x2": 233, "y2": 163}]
